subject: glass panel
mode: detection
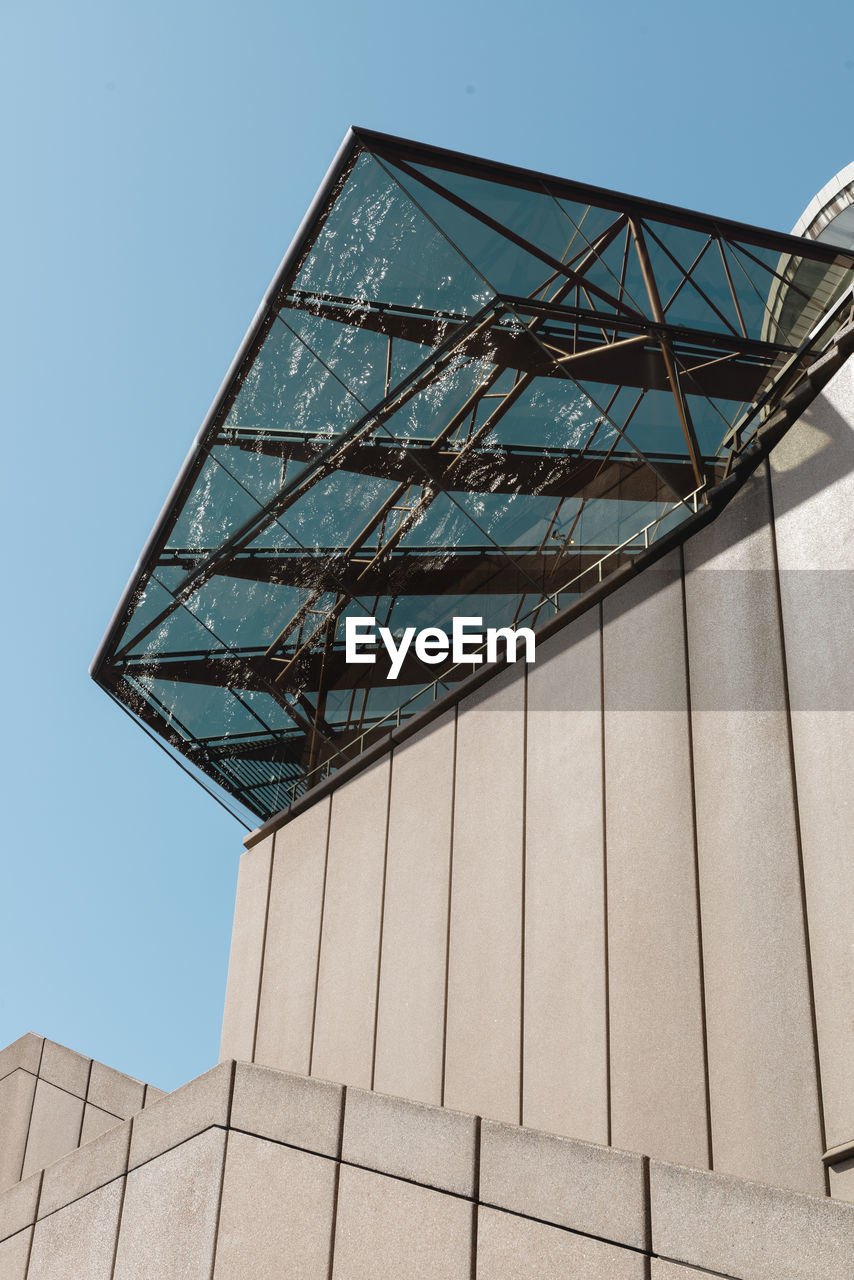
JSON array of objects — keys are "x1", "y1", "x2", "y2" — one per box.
[
  {"x1": 165, "y1": 455, "x2": 263, "y2": 553},
  {"x1": 295, "y1": 150, "x2": 493, "y2": 315},
  {"x1": 385, "y1": 160, "x2": 560, "y2": 300},
  {"x1": 132, "y1": 678, "x2": 273, "y2": 741},
  {"x1": 643, "y1": 220, "x2": 742, "y2": 336}
]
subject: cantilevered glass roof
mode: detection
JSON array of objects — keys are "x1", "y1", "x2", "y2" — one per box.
[{"x1": 92, "y1": 129, "x2": 854, "y2": 820}]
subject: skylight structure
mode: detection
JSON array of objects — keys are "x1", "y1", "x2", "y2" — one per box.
[{"x1": 92, "y1": 129, "x2": 854, "y2": 819}]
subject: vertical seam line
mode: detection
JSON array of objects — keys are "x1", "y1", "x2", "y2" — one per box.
[
  {"x1": 519, "y1": 665, "x2": 528, "y2": 1127},
  {"x1": 441, "y1": 705, "x2": 459, "y2": 1108},
  {"x1": 22, "y1": 1170, "x2": 42, "y2": 1279},
  {"x1": 76, "y1": 1059, "x2": 94, "y2": 1149},
  {"x1": 309, "y1": 797, "x2": 334, "y2": 1077},
  {"x1": 470, "y1": 1115, "x2": 481, "y2": 1280},
  {"x1": 326, "y1": 1157, "x2": 342, "y2": 1280},
  {"x1": 107, "y1": 1115, "x2": 132, "y2": 1280},
  {"x1": 206, "y1": 1060, "x2": 236, "y2": 1280},
  {"x1": 680, "y1": 543, "x2": 715, "y2": 1170},
  {"x1": 371, "y1": 753, "x2": 394, "y2": 1090},
  {"x1": 600, "y1": 602, "x2": 612, "y2": 1148},
  {"x1": 250, "y1": 835, "x2": 276, "y2": 1064},
  {"x1": 765, "y1": 462, "x2": 830, "y2": 1185},
  {"x1": 19, "y1": 1040, "x2": 45, "y2": 1183}
]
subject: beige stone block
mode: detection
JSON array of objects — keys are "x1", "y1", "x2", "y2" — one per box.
[
  {"x1": 0, "y1": 1172, "x2": 41, "y2": 1243},
  {"x1": 373, "y1": 713, "x2": 454, "y2": 1107},
  {"x1": 114, "y1": 1128, "x2": 225, "y2": 1280},
  {"x1": 480, "y1": 1118, "x2": 647, "y2": 1250},
  {"x1": 445, "y1": 668, "x2": 524, "y2": 1124},
  {"x1": 0, "y1": 1035, "x2": 42, "y2": 1083},
  {"x1": 220, "y1": 835, "x2": 274, "y2": 1063},
  {"x1": 603, "y1": 555, "x2": 709, "y2": 1168},
  {"x1": 21, "y1": 1081, "x2": 84, "y2": 1181},
  {"x1": 523, "y1": 608, "x2": 608, "y2": 1143},
  {"x1": 213, "y1": 1131, "x2": 336, "y2": 1278},
  {"x1": 651, "y1": 1263, "x2": 728, "y2": 1279},
  {"x1": 39, "y1": 1041, "x2": 90, "y2": 1098},
  {"x1": 685, "y1": 467, "x2": 824, "y2": 1194},
  {"x1": 829, "y1": 1155, "x2": 854, "y2": 1203},
  {"x1": 80, "y1": 1103, "x2": 122, "y2": 1145},
  {"x1": 769, "y1": 369, "x2": 854, "y2": 1151},
  {"x1": 312, "y1": 760, "x2": 391, "y2": 1090},
  {"x1": 343, "y1": 1086, "x2": 477, "y2": 1197},
  {"x1": 39, "y1": 1119, "x2": 130, "y2": 1218},
  {"x1": 231, "y1": 1061, "x2": 342, "y2": 1157},
  {"x1": 650, "y1": 1157, "x2": 854, "y2": 1280},
  {"x1": 0, "y1": 1227, "x2": 32, "y2": 1279},
  {"x1": 143, "y1": 1085, "x2": 167, "y2": 1106},
  {"x1": 87, "y1": 1061, "x2": 145, "y2": 1119},
  {"x1": 254, "y1": 798, "x2": 330, "y2": 1075},
  {"x1": 28, "y1": 1180, "x2": 122, "y2": 1280},
  {"x1": 129, "y1": 1062, "x2": 232, "y2": 1169},
  {"x1": 0, "y1": 1071, "x2": 37, "y2": 1193},
  {"x1": 332, "y1": 1163, "x2": 473, "y2": 1279},
  {"x1": 477, "y1": 1205, "x2": 646, "y2": 1279}
]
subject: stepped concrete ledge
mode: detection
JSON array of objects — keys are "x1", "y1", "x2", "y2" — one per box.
[
  {"x1": 0, "y1": 1033, "x2": 165, "y2": 1198},
  {"x1": 0, "y1": 1049, "x2": 851, "y2": 1279}
]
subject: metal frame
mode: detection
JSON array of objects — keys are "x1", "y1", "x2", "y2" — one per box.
[{"x1": 91, "y1": 129, "x2": 854, "y2": 820}]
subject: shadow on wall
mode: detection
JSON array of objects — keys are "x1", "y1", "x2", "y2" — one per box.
[{"x1": 584, "y1": 381, "x2": 854, "y2": 712}]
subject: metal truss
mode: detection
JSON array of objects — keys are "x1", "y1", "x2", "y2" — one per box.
[{"x1": 92, "y1": 129, "x2": 854, "y2": 820}]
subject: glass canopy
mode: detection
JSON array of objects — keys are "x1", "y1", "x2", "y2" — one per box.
[{"x1": 92, "y1": 129, "x2": 854, "y2": 821}]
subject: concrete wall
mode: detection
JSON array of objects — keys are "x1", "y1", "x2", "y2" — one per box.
[
  {"x1": 0, "y1": 1035, "x2": 165, "y2": 1196},
  {"x1": 221, "y1": 358, "x2": 854, "y2": 1200},
  {"x1": 3, "y1": 1057, "x2": 851, "y2": 1280}
]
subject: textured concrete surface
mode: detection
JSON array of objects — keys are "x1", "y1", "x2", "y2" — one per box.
[
  {"x1": 311, "y1": 759, "x2": 390, "y2": 1089},
  {"x1": 114, "y1": 1128, "x2": 226, "y2": 1280},
  {"x1": 650, "y1": 1158, "x2": 854, "y2": 1280},
  {"x1": 684, "y1": 466, "x2": 824, "y2": 1195},
  {"x1": 524, "y1": 609, "x2": 607, "y2": 1145},
  {"x1": 445, "y1": 667, "x2": 525, "y2": 1123},
  {"x1": 254, "y1": 796, "x2": 330, "y2": 1075},
  {"x1": 38, "y1": 1041, "x2": 90, "y2": 1098},
  {"x1": 332, "y1": 1163, "x2": 474, "y2": 1279},
  {"x1": 373, "y1": 712, "x2": 455, "y2": 1106},
  {"x1": 129, "y1": 1062, "x2": 232, "y2": 1169},
  {"x1": 80, "y1": 1103, "x2": 122, "y2": 1145},
  {"x1": 479, "y1": 1118, "x2": 648, "y2": 1250},
  {"x1": 0, "y1": 1071, "x2": 36, "y2": 1193},
  {"x1": 0, "y1": 1172, "x2": 41, "y2": 1243},
  {"x1": 39, "y1": 1119, "x2": 130, "y2": 1218},
  {"x1": 230, "y1": 1061, "x2": 342, "y2": 1157},
  {"x1": 87, "y1": 1060, "x2": 145, "y2": 1119},
  {"x1": 0, "y1": 1226, "x2": 31, "y2": 1279},
  {"x1": 477, "y1": 1205, "x2": 646, "y2": 1279},
  {"x1": 603, "y1": 555, "x2": 709, "y2": 1168},
  {"x1": 21, "y1": 1081, "x2": 84, "y2": 1181},
  {"x1": 219, "y1": 835, "x2": 273, "y2": 1063},
  {"x1": 651, "y1": 1262, "x2": 728, "y2": 1278},
  {"x1": 28, "y1": 1180, "x2": 122, "y2": 1280},
  {"x1": 213, "y1": 1131, "x2": 336, "y2": 1278},
  {"x1": 343, "y1": 1086, "x2": 477, "y2": 1197},
  {"x1": 0, "y1": 1035, "x2": 42, "y2": 1082}
]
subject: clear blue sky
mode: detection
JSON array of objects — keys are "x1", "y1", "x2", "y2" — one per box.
[{"x1": 2, "y1": 0, "x2": 852, "y2": 1091}]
